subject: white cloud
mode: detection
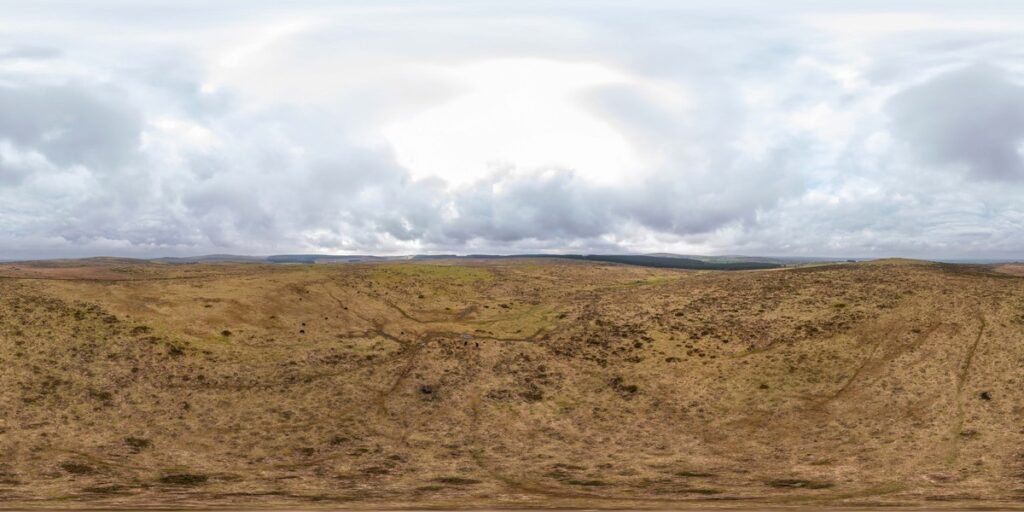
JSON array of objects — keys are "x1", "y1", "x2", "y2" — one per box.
[
  {"x1": 0, "y1": 1, "x2": 1023, "y2": 259},
  {"x1": 382, "y1": 58, "x2": 644, "y2": 187}
]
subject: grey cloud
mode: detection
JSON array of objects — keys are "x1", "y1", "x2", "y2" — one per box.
[
  {"x1": 0, "y1": 85, "x2": 141, "y2": 171},
  {"x1": 739, "y1": 177, "x2": 1024, "y2": 259},
  {"x1": 887, "y1": 64, "x2": 1024, "y2": 181},
  {"x1": 440, "y1": 171, "x2": 613, "y2": 244},
  {"x1": 0, "y1": 45, "x2": 62, "y2": 60}
]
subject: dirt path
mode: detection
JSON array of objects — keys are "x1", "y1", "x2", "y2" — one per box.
[
  {"x1": 945, "y1": 310, "x2": 987, "y2": 465},
  {"x1": 824, "y1": 320, "x2": 943, "y2": 405}
]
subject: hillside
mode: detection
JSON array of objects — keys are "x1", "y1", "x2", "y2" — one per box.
[
  {"x1": 1, "y1": 259, "x2": 1023, "y2": 509},
  {"x1": 147, "y1": 253, "x2": 787, "y2": 270}
]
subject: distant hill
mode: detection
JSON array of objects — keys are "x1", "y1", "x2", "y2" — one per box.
[
  {"x1": 646, "y1": 253, "x2": 856, "y2": 265},
  {"x1": 266, "y1": 254, "x2": 395, "y2": 264},
  {"x1": 532, "y1": 254, "x2": 782, "y2": 270},
  {"x1": 151, "y1": 254, "x2": 266, "y2": 264},
  {"x1": 148, "y1": 253, "x2": 785, "y2": 270},
  {"x1": 0, "y1": 253, "x2": 860, "y2": 271}
]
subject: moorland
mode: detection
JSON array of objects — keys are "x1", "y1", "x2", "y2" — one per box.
[{"x1": 1, "y1": 257, "x2": 1023, "y2": 509}]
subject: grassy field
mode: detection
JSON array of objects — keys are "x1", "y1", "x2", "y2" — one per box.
[{"x1": 1, "y1": 258, "x2": 1023, "y2": 509}]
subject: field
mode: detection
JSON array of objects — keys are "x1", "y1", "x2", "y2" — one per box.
[{"x1": 1, "y1": 258, "x2": 1023, "y2": 509}]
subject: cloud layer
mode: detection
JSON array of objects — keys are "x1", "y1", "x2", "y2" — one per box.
[{"x1": 1, "y1": 1, "x2": 1023, "y2": 259}]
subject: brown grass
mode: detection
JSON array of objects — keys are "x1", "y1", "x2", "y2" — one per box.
[
  {"x1": 995, "y1": 263, "x2": 1024, "y2": 276},
  {"x1": 1, "y1": 258, "x2": 1023, "y2": 509}
]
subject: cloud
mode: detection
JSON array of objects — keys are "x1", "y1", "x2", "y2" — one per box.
[
  {"x1": 0, "y1": 84, "x2": 141, "y2": 171},
  {"x1": 887, "y1": 63, "x2": 1024, "y2": 181},
  {"x1": 0, "y1": 46, "x2": 62, "y2": 60},
  {"x1": 0, "y1": 2, "x2": 1023, "y2": 259}
]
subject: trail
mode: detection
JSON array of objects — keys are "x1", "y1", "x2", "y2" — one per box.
[
  {"x1": 824, "y1": 321, "x2": 942, "y2": 405},
  {"x1": 945, "y1": 310, "x2": 986, "y2": 465}
]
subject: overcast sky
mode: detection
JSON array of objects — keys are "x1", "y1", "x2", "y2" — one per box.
[{"x1": 2, "y1": 1, "x2": 1023, "y2": 259}]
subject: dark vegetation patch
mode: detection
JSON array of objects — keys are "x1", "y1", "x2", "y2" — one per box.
[
  {"x1": 924, "y1": 493, "x2": 984, "y2": 501},
  {"x1": 88, "y1": 389, "x2": 114, "y2": 406},
  {"x1": 937, "y1": 263, "x2": 1013, "y2": 279},
  {"x1": 60, "y1": 462, "x2": 96, "y2": 475},
  {"x1": 124, "y1": 436, "x2": 152, "y2": 452},
  {"x1": 0, "y1": 466, "x2": 21, "y2": 485},
  {"x1": 766, "y1": 478, "x2": 834, "y2": 489},
  {"x1": 519, "y1": 383, "x2": 544, "y2": 401},
  {"x1": 678, "y1": 487, "x2": 723, "y2": 495},
  {"x1": 81, "y1": 484, "x2": 132, "y2": 495},
  {"x1": 432, "y1": 476, "x2": 481, "y2": 485},
  {"x1": 959, "y1": 429, "x2": 980, "y2": 439},
  {"x1": 567, "y1": 478, "x2": 608, "y2": 486},
  {"x1": 158, "y1": 473, "x2": 208, "y2": 486},
  {"x1": 610, "y1": 376, "x2": 639, "y2": 396},
  {"x1": 675, "y1": 471, "x2": 715, "y2": 477}
]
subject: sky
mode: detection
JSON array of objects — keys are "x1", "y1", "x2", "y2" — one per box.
[{"x1": 1, "y1": 1, "x2": 1024, "y2": 259}]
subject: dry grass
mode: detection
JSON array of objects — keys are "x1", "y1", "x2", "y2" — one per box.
[
  {"x1": 996, "y1": 263, "x2": 1024, "y2": 277},
  {"x1": 1, "y1": 258, "x2": 1023, "y2": 509}
]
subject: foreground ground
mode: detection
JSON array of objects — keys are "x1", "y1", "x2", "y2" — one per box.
[{"x1": 1, "y1": 258, "x2": 1023, "y2": 509}]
